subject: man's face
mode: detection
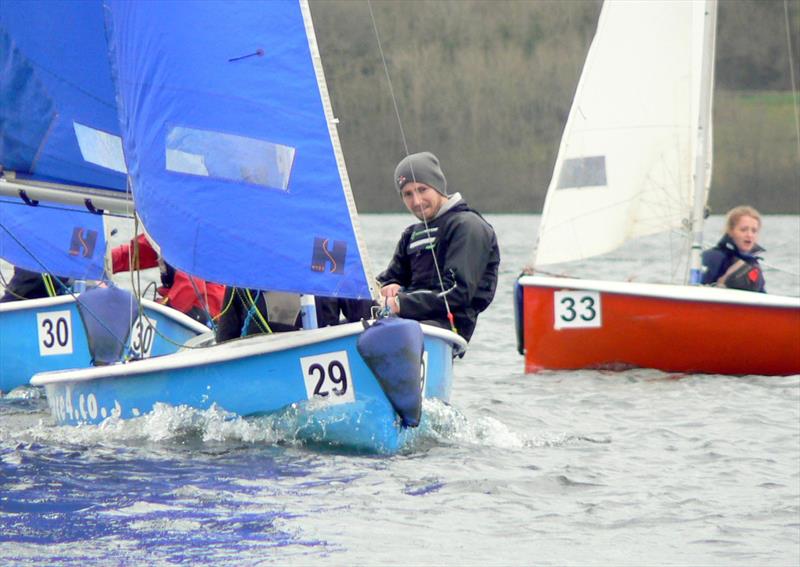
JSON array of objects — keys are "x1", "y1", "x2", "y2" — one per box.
[{"x1": 400, "y1": 182, "x2": 447, "y2": 221}]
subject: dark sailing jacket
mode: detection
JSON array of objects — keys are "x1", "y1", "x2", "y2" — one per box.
[
  {"x1": 0, "y1": 267, "x2": 71, "y2": 302},
  {"x1": 377, "y1": 196, "x2": 500, "y2": 341},
  {"x1": 701, "y1": 234, "x2": 766, "y2": 293}
]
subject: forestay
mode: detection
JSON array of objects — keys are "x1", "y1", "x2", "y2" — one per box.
[
  {"x1": 105, "y1": 0, "x2": 375, "y2": 299},
  {"x1": 534, "y1": 0, "x2": 713, "y2": 267}
]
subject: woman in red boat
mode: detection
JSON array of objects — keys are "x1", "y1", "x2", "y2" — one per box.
[{"x1": 701, "y1": 205, "x2": 766, "y2": 293}]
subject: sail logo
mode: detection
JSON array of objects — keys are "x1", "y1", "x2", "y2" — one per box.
[
  {"x1": 311, "y1": 237, "x2": 346, "y2": 274},
  {"x1": 68, "y1": 227, "x2": 98, "y2": 258}
]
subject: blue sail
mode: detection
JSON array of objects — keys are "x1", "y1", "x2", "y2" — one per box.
[
  {"x1": 0, "y1": 0, "x2": 125, "y2": 280},
  {"x1": 0, "y1": 197, "x2": 105, "y2": 280},
  {"x1": 105, "y1": 0, "x2": 374, "y2": 299},
  {"x1": 0, "y1": 0, "x2": 126, "y2": 190}
]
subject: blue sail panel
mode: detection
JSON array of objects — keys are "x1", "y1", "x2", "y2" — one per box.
[
  {"x1": 0, "y1": 197, "x2": 106, "y2": 280},
  {"x1": 0, "y1": 0, "x2": 127, "y2": 191},
  {"x1": 106, "y1": 0, "x2": 372, "y2": 299}
]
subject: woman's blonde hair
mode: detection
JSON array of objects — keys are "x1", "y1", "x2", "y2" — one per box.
[{"x1": 725, "y1": 205, "x2": 761, "y2": 233}]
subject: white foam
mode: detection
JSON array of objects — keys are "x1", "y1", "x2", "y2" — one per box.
[{"x1": 419, "y1": 399, "x2": 526, "y2": 449}]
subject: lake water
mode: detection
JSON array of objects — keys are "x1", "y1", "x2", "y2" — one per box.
[{"x1": 1, "y1": 214, "x2": 799, "y2": 565}]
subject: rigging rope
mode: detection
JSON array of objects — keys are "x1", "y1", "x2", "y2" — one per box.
[
  {"x1": 42, "y1": 273, "x2": 56, "y2": 297},
  {"x1": 130, "y1": 212, "x2": 146, "y2": 359},
  {"x1": 121, "y1": 215, "x2": 207, "y2": 354},
  {"x1": 784, "y1": 0, "x2": 800, "y2": 162},
  {"x1": 213, "y1": 287, "x2": 236, "y2": 321},
  {"x1": 243, "y1": 288, "x2": 273, "y2": 334},
  {"x1": 366, "y1": 0, "x2": 457, "y2": 333},
  {"x1": 124, "y1": 209, "x2": 219, "y2": 350}
]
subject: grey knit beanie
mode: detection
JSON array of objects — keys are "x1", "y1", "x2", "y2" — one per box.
[{"x1": 393, "y1": 152, "x2": 448, "y2": 196}]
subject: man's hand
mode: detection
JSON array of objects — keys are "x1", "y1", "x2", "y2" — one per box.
[{"x1": 380, "y1": 283, "x2": 401, "y2": 298}]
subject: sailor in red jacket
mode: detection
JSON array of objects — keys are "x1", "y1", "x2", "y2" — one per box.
[{"x1": 111, "y1": 233, "x2": 225, "y2": 325}]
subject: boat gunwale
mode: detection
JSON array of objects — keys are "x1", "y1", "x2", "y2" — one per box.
[
  {"x1": 0, "y1": 294, "x2": 76, "y2": 312},
  {"x1": 31, "y1": 321, "x2": 466, "y2": 385},
  {"x1": 518, "y1": 275, "x2": 800, "y2": 308},
  {"x1": 0, "y1": 294, "x2": 211, "y2": 333}
]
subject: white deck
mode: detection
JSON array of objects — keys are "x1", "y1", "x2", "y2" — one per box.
[{"x1": 518, "y1": 275, "x2": 800, "y2": 309}]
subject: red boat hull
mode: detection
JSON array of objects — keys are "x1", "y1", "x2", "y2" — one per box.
[{"x1": 517, "y1": 276, "x2": 800, "y2": 376}]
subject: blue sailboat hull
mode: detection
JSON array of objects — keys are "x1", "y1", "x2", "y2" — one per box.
[
  {"x1": 32, "y1": 322, "x2": 465, "y2": 454},
  {"x1": 0, "y1": 295, "x2": 208, "y2": 393}
]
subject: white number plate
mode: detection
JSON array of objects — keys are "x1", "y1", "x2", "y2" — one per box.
[
  {"x1": 300, "y1": 351, "x2": 355, "y2": 405},
  {"x1": 37, "y1": 310, "x2": 74, "y2": 355},
  {"x1": 129, "y1": 315, "x2": 157, "y2": 358},
  {"x1": 554, "y1": 290, "x2": 602, "y2": 329}
]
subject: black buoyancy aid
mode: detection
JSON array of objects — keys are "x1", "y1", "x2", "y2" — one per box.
[{"x1": 719, "y1": 259, "x2": 765, "y2": 292}]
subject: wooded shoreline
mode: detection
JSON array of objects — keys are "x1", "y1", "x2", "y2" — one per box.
[{"x1": 311, "y1": 0, "x2": 800, "y2": 214}]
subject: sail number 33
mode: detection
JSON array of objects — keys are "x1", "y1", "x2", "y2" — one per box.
[{"x1": 554, "y1": 290, "x2": 602, "y2": 329}]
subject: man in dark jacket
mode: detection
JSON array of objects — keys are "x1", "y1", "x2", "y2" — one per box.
[{"x1": 378, "y1": 152, "x2": 500, "y2": 342}]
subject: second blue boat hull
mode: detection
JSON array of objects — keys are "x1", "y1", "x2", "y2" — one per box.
[{"x1": 0, "y1": 295, "x2": 209, "y2": 393}]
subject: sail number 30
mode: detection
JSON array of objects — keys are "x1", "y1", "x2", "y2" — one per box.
[
  {"x1": 129, "y1": 316, "x2": 157, "y2": 358},
  {"x1": 553, "y1": 290, "x2": 602, "y2": 329},
  {"x1": 37, "y1": 310, "x2": 74, "y2": 355},
  {"x1": 300, "y1": 351, "x2": 356, "y2": 405}
]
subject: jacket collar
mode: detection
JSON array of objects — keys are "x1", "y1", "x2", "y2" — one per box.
[
  {"x1": 431, "y1": 192, "x2": 464, "y2": 220},
  {"x1": 718, "y1": 233, "x2": 765, "y2": 259}
]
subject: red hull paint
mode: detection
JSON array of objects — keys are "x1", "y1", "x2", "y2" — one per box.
[{"x1": 521, "y1": 282, "x2": 800, "y2": 376}]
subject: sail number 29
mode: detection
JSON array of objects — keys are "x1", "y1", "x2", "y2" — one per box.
[
  {"x1": 300, "y1": 351, "x2": 356, "y2": 405},
  {"x1": 553, "y1": 290, "x2": 602, "y2": 329}
]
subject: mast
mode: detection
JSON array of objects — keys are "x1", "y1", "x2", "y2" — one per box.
[{"x1": 688, "y1": 0, "x2": 718, "y2": 285}]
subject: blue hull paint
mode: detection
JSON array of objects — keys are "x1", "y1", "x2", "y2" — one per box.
[
  {"x1": 34, "y1": 323, "x2": 463, "y2": 454},
  {"x1": 0, "y1": 296, "x2": 207, "y2": 392}
]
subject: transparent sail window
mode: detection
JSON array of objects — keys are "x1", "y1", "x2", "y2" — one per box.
[
  {"x1": 165, "y1": 126, "x2": 296, "y2": 191},
  {"x1": 556, "y1": 156, "x2": 607, "y2": 189},
  {"x1": 73, "y1": 122, "x2": 128, "y2": 174}
]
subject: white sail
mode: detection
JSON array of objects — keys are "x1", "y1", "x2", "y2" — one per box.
[{"x1": 534, "y1": 0, "x2": 713, "y2": 267}]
